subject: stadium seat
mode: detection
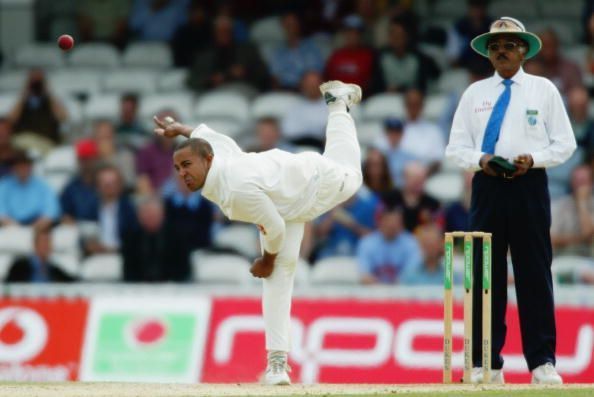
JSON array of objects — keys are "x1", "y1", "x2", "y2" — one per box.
[
  {"x1": 362, "y1": 93, "x2": 405, "y2": 122},
  {"x1": 191, "y1": 252, "x2": 252, "y2": 284},
  {"x1": 122, "y1": 42, "x2": 173, "y2": 69},
  {"x1": 0, "y1": 94, "x2": 18, "y2": 116},
  {"x1": 139, "y1": 92, "x2": 195, "y2": 123},
  {"x1": 419, "y1": 44, "x2": 449, "y2": 71},
  {"x1": 488, "y1": 0, "x2": 538, "y2": 19},
  {"x1": 49, "y1": 69, "x2": 102, "y2": 98},
  {"x1": 194, "y1": 92, "x2": 251, "y2": 124},
  {"x1": 158, "y1": 69, "x2": 189, "y2": 92},
  {"x1": 357, "y1": 122, "x2": 385, "y2": 148},
  {"x1": 14, "y1": 43, "x2": 65, "y2": 69},
  {"x1": 84, "y1": 94, "x2": 121, "y2": 121},
  {"x1": 51, "y1": 224, "x2": 80, "y2": 256},
  {"x1": 0, "y1": 70, "x2": 27, "y2": 92},
  {"x1": 68, "y1": 43, "x2": 120, "y2": 68},
  {"x1": 0, "y1": 254, "x2": 14, "y2": 281},
  {"x1": 437, "y1": 68, "x2": 470, "y2": 95},
  {"x1": 0, "y1": 226, "x2": 33, "y2": 255},
  {"x1": 564, "y1": 45, "x2": 588, "y2": 72},
  {"x1": 44, "y1": 173, "x2": 71, "y2": 195},
  {"x1": 214, "y1": 224, "x2": 260, "y2": 258},
  {"x1": 423, "y1": 94, "x2": 449, "y2": 122},
  {"x1": 102, "y1": 70, "x2": 158, "y2": 94},
  {"x1": 50, "y1": 252, "x2": 79, "y2": 278},
  {"x1": 43, "y1": 145, "x2": 76, "y2": 174},
  {"x1": 425, "y1": 171, "x2": 464, "y2": 203},
  {"x1": 250, "y1": 16, "x2": 286, "y2": 46},
  {"x1": 59, "y1": 96, "x2": 84, "y2": 124},
  {"x1": 539, "y1": 0, "x2": 582, "y2": 19},
  {"x1": 251, "y1": 92, "x2": 301, "y2": 120},
  {"x1": 431, "y1": 0, "x2": 467, "y2": 19},
  {"x1": 80, "y1": 253, "x2": 123, "y2": 281},
  {"x1": 310, "y1": 256, "x2": 360, "y2": 285}
]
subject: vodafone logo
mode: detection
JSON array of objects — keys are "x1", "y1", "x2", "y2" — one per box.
[
  {"x1": 0, "y1": 307, "x2": 47, "y2": 363},
  {"x1": 125, "y1": 317, "x2": 168, "y2": 348}
]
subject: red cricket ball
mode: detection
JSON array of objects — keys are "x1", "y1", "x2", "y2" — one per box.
[{"x1": 57, "y1": 34, "x2": 74, "y2": 51}]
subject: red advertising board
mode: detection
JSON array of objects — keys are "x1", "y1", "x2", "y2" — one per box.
[
  {"x1": 202, "y1": 298, "x2": 594, "y2": 384},
  {"x1": 0, "y1": 298, "x2": 88, "y2": 381}
]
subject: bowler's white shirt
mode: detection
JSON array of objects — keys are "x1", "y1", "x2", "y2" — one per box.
[
  {"x1": 191, "y1": 124, "x2": 320, "y2": 254},
  {"x1": 446, "y1": 67, "x2": 576, "y2": 170}
]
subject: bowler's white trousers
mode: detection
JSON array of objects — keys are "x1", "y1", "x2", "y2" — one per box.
[{"x1": 262, "y1": 110, "x2": 362, "y2": 352}]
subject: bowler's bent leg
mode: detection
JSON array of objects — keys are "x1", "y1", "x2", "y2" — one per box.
[
  {"x1": 322, "y1": 110, "x2": 362, "y2": 200},
  {"x1": 262, "y1": 222, "x2": 304, "y2": 351}
]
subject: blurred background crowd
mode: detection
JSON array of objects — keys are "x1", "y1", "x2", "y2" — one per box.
[{"x1": 0, "y1": 0, "x2": 594, "y2": 286}]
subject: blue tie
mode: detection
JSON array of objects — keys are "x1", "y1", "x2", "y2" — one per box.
[{"x1": 481, "y1": 79, "x2": 513, "y2": 154}]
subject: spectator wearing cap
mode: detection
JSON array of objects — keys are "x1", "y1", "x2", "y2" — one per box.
[
  {"x1": 381, "y1": 117, "x2": 417, "y2": 188},
  {"x1": 0, "y1": 150, "x2": 59, "y2": 228},
  {"x1": 60, "y1": 139, "x2": 100, "y2": 223},
  {"x1": 267, "y1": 11, "x2": 325, "y2": 90},
  {"x1": 356, "y1": 203, "x2": 422, "y2": 284},
  {"x1": 0, "y1": 117, "x2": 16, "y2": 178},
  {"x1": 325, "y1": 14, "x2": 383, "y2": 94}
]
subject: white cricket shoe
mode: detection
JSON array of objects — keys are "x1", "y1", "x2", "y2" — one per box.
[
  {"x1": 263, "y1": 351, "x2": 291, "y2": 386},
  {"x1": 531, "y1": 362, "x2": 563, "y2": 384},
  {"x1": 470, "y1": 367, "x2": 505, "y2": 384},
  {"x1": 319, "y1": 80, "x2": 362, "y2": 111}
]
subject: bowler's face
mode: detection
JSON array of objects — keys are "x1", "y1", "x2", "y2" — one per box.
[{"x1": 173, "y1": 147, "x2": 211, "y2": 192}]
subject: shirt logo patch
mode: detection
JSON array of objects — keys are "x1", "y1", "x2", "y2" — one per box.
[{"x1": 527, "y1": 116, "x2": 537, "y2": 126}]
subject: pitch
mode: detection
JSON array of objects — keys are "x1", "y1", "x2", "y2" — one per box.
[{"x1": 0, "y1": 383, "x2": 592, "y2": 397}]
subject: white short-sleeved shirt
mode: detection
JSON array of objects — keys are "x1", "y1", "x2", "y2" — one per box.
[{"x1": 445, "y1": 67, "x2": 576, "y2": 170}]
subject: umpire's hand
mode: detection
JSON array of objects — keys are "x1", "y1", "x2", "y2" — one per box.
[
  {"x1": 479, "y1": 154, "x2": 498, "y2": 177},
  {"x1": 512, "y1": 154, "x2": 533, "y2": 177}
]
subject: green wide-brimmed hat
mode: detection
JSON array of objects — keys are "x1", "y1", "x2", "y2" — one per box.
[{"x1": 470, "y1": 17, "x2": 542, "y2": 59}]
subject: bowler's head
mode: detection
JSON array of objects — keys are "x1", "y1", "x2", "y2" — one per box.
[{"x1": 173, "y1": 138, "x2": 214, "y2": 191}]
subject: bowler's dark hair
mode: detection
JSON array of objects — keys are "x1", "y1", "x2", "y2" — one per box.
[{"x1": 175, "y1": 138, "x2": 214, "y2": 159}]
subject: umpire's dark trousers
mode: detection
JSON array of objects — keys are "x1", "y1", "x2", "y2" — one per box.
[{"x1": 469, "y1": 169, "x2": 556, "y2": 371}]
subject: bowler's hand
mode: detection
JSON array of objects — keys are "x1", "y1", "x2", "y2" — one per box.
[
  {"x1": 479, "y1": 154, "x2": 497, "y2": 177},
  {"x1": 153, "y1": 116, "x2": 192, "y2": 138},
  {"x1": 250, "y1": 251, "x2": 278, "y2": 279},
  {"x1": 250, "y1": 257, "x2": 274, "y2": 278},
  {"x1": 512, "y1": 154, "x2": 533, "y2": 177}
]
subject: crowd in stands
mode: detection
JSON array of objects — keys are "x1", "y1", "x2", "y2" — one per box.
[{"x1": 1, "y1": 0, "x2": 594, "y2": 285}]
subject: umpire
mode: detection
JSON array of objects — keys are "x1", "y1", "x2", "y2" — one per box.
[{"x1": 446, "y1": 17, "x2": 576, "y2": 384}]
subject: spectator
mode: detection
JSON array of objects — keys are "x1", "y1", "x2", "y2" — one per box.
[
  {"x1": 8, "y1": 69, "x2": 67, "y2": 145},
  {"x1": 379, "y1": 17, "x2": 440, "y2": 93},
  {"x1": 247, "y1": 118, "x2": 295, "y2": 153},
  {"x1": 445, "y1": 0, "x2": 493, "y2": 70},
  {"x1": 77, "y1": 0, "x2": 131, "y2": 49},
  {"x1": 60, "y1": 139, "x2": 100, "y2": 223},
  {"x1": 380, "y1": 117, "x2": 417, "y2": 188},
  {"x1": 548, "y1": 86, "x2": 589, "y2": 199},
  {"x1": 0, "y1": 150, "x2": 59, "y2": 228},
  {"x1": 116, "y1": 93, "x2": 146, "y2": 148},
  {"x1": 362, "y1": 147, "x2": 393, "y2": 195},
  {"x1": 444, "y1": 171, "x2": 473, "y2": 232},
  {"x1": 268, "y1": 11, "x2": 325, "y2": 90},
  {"x1": 129, "y1": 0, "x2": 190, "y2": 41},
  {"x1": 171, "y1": 1, "x2": 211, "y2": 67},
  {"x1": 314, "y1": 187, "x2": 379, "y2": 259},
  {"x1": 400, "y1": 89, "x2": 446, "y2": 169},
  {"x1": 5, "y1": 226, "x2": 76, "y2": 283},
  {"x1": 281, "y1": 71, "x2": 328, "y2": 150},
  {"x1": 325, "y1": 14, "x2": 383, "y2": 94},
  {"x1": 356, "y1": 204, "x2": 422, "y2": 284},
  {"x1": 161, "y1": 176, "x2": 215, "y2": 280},
  {"x1": 92, "y1": 119, "x2": 136, "y2": 189},
  {"x1": 0, "y1": 118, "x2": 16, "y2": 178},
  {"x1": 551, "y1": 165, "x2": 594, "y2": 256},
  {"x1": 136, "y1": 109, "x2": 177, "y2": 195},
  {"x1": 121, "y1": 196, "x2": 168, "y2": 281},
  {"x1": 187, "y1": 15, "x2": 269, "y2": 92},
  {"x1": 382, "y1": 161, "x2": 441, "y2": 232},
  {"x1": 400, "y1": 223, "x2": 447, "y2": 285},
  {"x1": 83, "y1": 164, "x2": 137, "y2": 255},
  {"x1": 529, "y1": 28, "x2": 583, "y2": 97}
]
